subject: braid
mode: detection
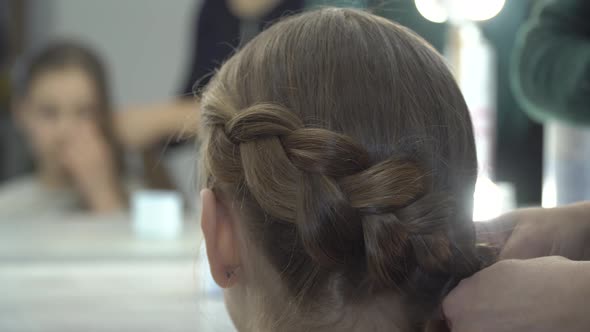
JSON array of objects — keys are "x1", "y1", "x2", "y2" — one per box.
[{"x1": 204, "y1": 103, "x2": 481, "y2": 293}]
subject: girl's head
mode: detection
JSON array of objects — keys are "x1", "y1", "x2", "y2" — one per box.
[
  {"x1": 15, "y1": 42, "x2": 119, "y2": 180},
  {"x1": 200, "y1": 9, "x2": 488, "y2": 332}
]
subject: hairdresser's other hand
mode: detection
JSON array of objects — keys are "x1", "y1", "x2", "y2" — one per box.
[
  {"x1": 478, "y1": 202, "x2": 590, "y2": 260},
  {"x1": 443, "y1": 256, "x2": 590, "y2": 332},
  {"x1": 61, "y1": 123, "x2": 124, "y2": 212}
]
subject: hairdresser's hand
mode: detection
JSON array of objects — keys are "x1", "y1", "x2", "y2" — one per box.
[
  {"x1": 478, "y1": 203, "x2": 590, "y2": 260},
  {"x1": 443, "y1": 256, "x2": 590, "y2": 332},
  {"x1": 61, "y1": 123, "x2": 124, "y2": 212}
]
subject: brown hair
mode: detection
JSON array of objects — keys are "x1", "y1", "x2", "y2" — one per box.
[{"x1": 200, "y1": 8, "x2": 492, "y2": 331}]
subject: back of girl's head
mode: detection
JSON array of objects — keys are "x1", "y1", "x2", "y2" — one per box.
[{"x1": 200, "y1": 8, "x2": 489, "y2": 331}]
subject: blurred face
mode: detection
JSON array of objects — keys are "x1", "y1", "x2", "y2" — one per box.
[{"x1": 18, "y1": 67, "x2": 102, "y2": 174}]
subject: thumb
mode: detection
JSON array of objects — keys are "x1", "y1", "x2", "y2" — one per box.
[
  {"x1": 441, "y1": 278, "x2": 471, "y2": 331},
  {"x1": 441, "y1": 295, "x2": 455, "y2": 331}
]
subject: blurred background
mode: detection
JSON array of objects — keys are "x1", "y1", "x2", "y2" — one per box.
[{"x1": 0, "y1": 0, "x2": 588, "y2": 331}]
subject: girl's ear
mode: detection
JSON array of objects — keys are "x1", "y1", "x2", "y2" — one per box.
[{"x1": 200, "y1": 189, "x2": 241, "y2": 288}]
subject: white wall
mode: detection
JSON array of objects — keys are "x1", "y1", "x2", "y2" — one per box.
[{"x1": 27, "y1": 0, "x2": 200, "y2": 106}]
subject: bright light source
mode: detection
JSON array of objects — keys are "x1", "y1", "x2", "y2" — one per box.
[
  {"x1": 542, "y1": 174, "x2": 557, "y2": 208},
  {"x1": 473, "y1": 176, "x2": 515, "y2": 222},
  {"x1": 465, "y1": 0, "x2": 505, "y2": 21},
  {"x1": 415, "y1": 0, "x2": 447, "y2": 23},
  {"x1": 415, "y1": 0, "x2": 505, "y2": 23}
]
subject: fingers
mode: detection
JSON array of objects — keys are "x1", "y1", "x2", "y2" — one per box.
[
  {"x1": 442, "y1": 278, "x2": 470, "y2": 331},
  {"x1": 442, "y1": 266, "x2": 492, "y2": 332},
  {"x1": 476, "y1": 212, "x2": 519, "y2": 249}
]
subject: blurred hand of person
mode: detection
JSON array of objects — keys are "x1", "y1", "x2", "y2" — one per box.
[
  {"x1": 477, "y1": 202, "x2": 590, "y2": 260},
  {"x1": 227, "y1": 0, "x2": 283, "y2": 19},
  {"x1": 61, "y1": 122, "x2": 124, "y2": 212},
  {"x1": 443, "y1": 256, "x2": 590, "y2": 332},
  {"x1": 115, "y1": 100, "x2": 199, "y2": 149}
]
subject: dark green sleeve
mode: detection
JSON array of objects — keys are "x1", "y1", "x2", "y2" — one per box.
[{"x1": 512, "y1": 0, "x2": 590, "y2": 125}]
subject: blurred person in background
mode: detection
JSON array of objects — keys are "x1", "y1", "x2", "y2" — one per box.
[
  {"x1": 0, "y1": 0, "x2": 360, "y2": 217},
  {"x1": 0, "y1": 42, "x2": 126, "y2": 216},
  {"x1": 511, "y1": 0, "x2": 590, "y2": 205},
  {"x1": 1, "y1": 42, "x2": 174, "y2": 218},
  {"x1": 115, "y1": 0, "x2": 304, "y2": 149},
  {"x1": 512, "y1": 0, "x2": 590, "y2": 125},
  {"x1": 116, "y1": 0, "x2": 366, "y2": 150}
]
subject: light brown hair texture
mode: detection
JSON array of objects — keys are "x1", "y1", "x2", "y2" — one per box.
[{"x1": 200, "y1": 8, "x2": 491, "y2": 331}]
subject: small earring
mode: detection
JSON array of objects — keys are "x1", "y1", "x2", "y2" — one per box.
[{"x1": 225, "y1": 270, "x2": 235, "y2": 280}]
